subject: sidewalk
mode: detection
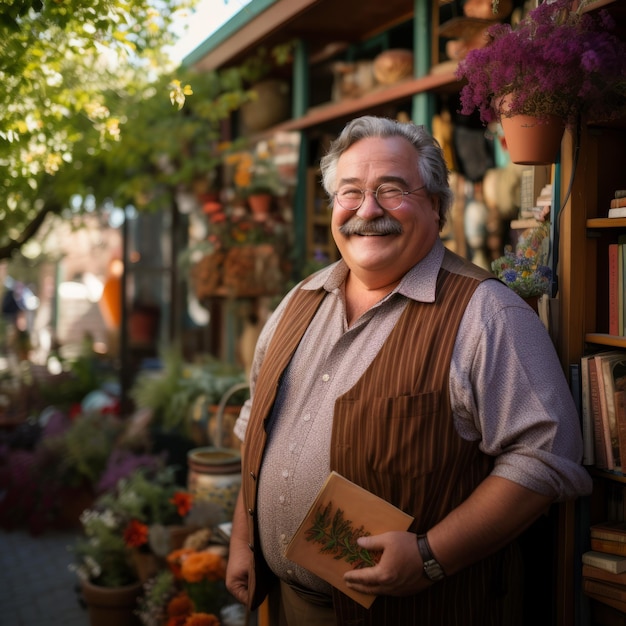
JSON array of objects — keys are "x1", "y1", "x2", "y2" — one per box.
[{"x1": 0, "y1": 527, "x2": 88, "y2": 626}]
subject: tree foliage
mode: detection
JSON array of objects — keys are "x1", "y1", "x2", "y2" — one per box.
[{"x1": 0, "y1": 0, "x2": 255, "y2": 260}]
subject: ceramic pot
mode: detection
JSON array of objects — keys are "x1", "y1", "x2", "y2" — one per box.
[
  {"x1": 187, "y1": 447, "x2": 242, "y2": 523},
  {"x1": 247, "y1": 193, "x2": 272, "y2": 220},
  {"x1": 81, "y1": 579, "x2": 142, "y2": 626},
  {"x1": 498, "y1": 94, "x2": 565, "y2": 165}
]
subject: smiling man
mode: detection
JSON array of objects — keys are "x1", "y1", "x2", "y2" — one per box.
[{"x1": 225, "y1": 115, "x2": 591, "y2": 626}]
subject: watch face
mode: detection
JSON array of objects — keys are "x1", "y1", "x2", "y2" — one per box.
[{"x1": 424, "y1": 559, "x2": 445, "y2": 582}]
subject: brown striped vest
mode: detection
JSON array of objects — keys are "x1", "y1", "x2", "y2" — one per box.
[{"x1": 242, "y1": 250, "x2": 515, "y2": 624}]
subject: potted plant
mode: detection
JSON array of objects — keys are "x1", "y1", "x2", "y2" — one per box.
[
  {"x1": 456, "y1": 0, "x2": 626, "y2": 164},
  {"x1": 71, "y1": 507, "x2": 143, "y2": 626},
  {"x1": 491, "y1": 223, "x2": 552, "y2": 307}
]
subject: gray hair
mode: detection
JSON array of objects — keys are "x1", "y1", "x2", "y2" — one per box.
[{"x1": 319, "y1": 115, "x2": 453, "y2": 230}]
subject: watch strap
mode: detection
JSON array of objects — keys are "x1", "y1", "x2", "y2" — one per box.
[{"x1": 417, "y1": 534, "x2": 446, "y2": 582}]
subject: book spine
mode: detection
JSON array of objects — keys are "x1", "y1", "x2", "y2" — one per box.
[
  {"x1": 611, "y1": 197, "x2": 626, "y2": 209},
  {"x1": 584, "y1": 589, "x2": 626, "y2": 615},
  {"x1": 610, "y1": 244, "x2": 619, "y2": 336},
  {"x1": 581, "y1": 356, "x2": 595, "y2": 465},
  {"x1": 591, "y1": 538, "x2": 626, "y2": 557},
  {"x1": 592, "y1": 525, "x2": 626, "y2": 544},
  {"x1": 584, "y1": 578, "x2": 626, "y2": 603},
  {"x1": 583, "y1": 551, "x2": 626, "y2": 574},
  {"x1": 617, "y1": 391, "x2": 626, "y2": 482},
  {"x1": 609, "y1": 207, "x2": 626, "y2": 218},
  {"x1": 591, "y1": 357, "x2": 611, "y2": 469},
  {"x1": 584, "y1": 563, "x2": 626, "y2": 586}
]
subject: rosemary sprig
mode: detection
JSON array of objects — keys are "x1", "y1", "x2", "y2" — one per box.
[{"x1": 304, "y1": 501, "x2": 379, "y2": 569}]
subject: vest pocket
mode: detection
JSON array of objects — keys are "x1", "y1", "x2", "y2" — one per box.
[{"x1": 335, "y1": 392, "x2": 439, "y2": 478}]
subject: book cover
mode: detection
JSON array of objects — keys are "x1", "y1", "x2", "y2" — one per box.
[
  {"x1": 600, "y1": 353, "x2": 626, "y2": 469},
  {"x1": 581, "y1": 354, "x2": 596, "y2": 466},
  {"x1": 284, "y1": 471, "x2": 414, "y2": 608},
  {"x1": 591, "y1": 538, "x2": 626, "y2": 557},
  {"x1": 583, "y1": 551, "x2": 626, "y2": 574},
  {"x1": 584, "y1": 563, "x2": 626, "y2": 586},
  {"x1": 590, "y1": 355, "x2": 614, "y2": 470},
  {"x1": 610, "y1": 244, "x2": 619, "y2": 337},
  {"x1": 609, "y1": 207, "x2": 626, "y2": 219},
  {"x1": 592, "y1": 522, "x2": 626, "y2": 544}
]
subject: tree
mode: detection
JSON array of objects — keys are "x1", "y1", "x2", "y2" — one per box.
[{"x1": 0, "y1": 0, "x2": 255, "y2": 260}]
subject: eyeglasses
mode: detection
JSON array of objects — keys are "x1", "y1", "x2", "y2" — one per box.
[{"x1": 333, "y1": 183, "x2": 426, "y2": 211}]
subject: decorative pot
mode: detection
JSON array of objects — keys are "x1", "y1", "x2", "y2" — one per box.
[
  {"x1": 130, "y1": 548, "x2": 160, "y2": 583},
  {"x1": 187, "y1": 447, "x2": 242, "y2": 523},
  {"x1": 498, "y1": 95, "x2": 565, "y2": 165},
  {"x1": 240, "y1": 79, "x2": 290, "y2": 132},
  {"x1": 81, "y1": 579, "x2": 142, "y2": 626},
  {"x1": 247, "y1": 193, "x2": 272, "y2": 220}
]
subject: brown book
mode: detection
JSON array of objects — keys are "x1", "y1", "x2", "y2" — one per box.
[
  {"x1": 583, "y1": 551, "x2": 626, "y2": 574},
  {"x1": 284, "y1": 471, "x2": 414, "y2": 608},
  {"x1": 590, "y1": 356, "x2": 613, "y2": 469},
  {"x1": 592, "y1": 522, "x2": 626, "y2": 544},
  {"x1": 592, "y1": 538, "x2": 626, "y2": 557},
  {"x1": 584, "y1": 563, "x2": 626, "y2": 586},
  {"x1": 611, "y1": 198, "x2": 626, "y2": 209},
  {"x1": 584, "y1": 578, "x2": 626, "y2": 607}
]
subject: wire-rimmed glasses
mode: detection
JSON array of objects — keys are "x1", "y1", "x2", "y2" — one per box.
[{"x1": 333, "y1": 183, "x2": 425, "y2": 211}]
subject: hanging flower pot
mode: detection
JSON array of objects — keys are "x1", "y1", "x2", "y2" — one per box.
[{"x1": 499, "y1": 107, "x2": 565, "y2": 165}]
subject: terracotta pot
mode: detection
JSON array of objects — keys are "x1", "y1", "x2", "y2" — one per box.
[
  {"x1": 81, "y1": 579, "x2": 142, "y2": 626},
  {"x1": 187, "y1": 447, "x2": 242, "y2": 523},
  {"x1": 130, "y1": 549, "x2": 160, "y2": 583},
  {"x1": 498, "y1": 95, "x2": 565, "y2": 165},
  {"x1": 247, "y1": 193, "x2": 272, "y2": 220}
]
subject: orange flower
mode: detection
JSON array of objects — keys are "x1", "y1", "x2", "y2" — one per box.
[
  {"x1": 123, "y1": 519, "x2": 148, "y2": 547},
  {"x1": 167, "y1": 592, "x2": 194, "y2": 617},
  {"x1": 170, "y1": 491, "x2": 193, "y2": 517},
  {"x1": 180, "y1": 551, "x2": 226, "y2": 583},
  {"x1": 167, "y1": 548, "x2": 195, "y2": 579},
  {"x1": 184, "y1": 613, "x2": 221, "y2": 626}
]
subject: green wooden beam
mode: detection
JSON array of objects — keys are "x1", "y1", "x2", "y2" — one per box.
[{"x1": 412, "y1": 0, "x2": 435, "y2": 130}]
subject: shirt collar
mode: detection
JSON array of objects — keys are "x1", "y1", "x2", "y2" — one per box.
[{"x1": 301, "y1": 238, "x2": 445, "y2": 304}]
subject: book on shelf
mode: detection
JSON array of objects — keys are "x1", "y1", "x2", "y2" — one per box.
[
  {"x1": 616, "y1": 190, "x2": 626, "y2": 200},
  {"x1": 583, "y1": 550, "x2": 626, "y2": 574},
  {"x1": 610, "y1": 244, "x2": 619, "y2": 336},
  {"x1": 589, "y1": 355, "x2": 614, "y2": 470},
  {"x1": 600, "y1": 352, "x2": 626, "y2": 469},
  {"x1": 585, "y1": 589, "x2": 626, "y2": 616},
  {"x1": 585, "y1": 578, "x2": 626, "y2": 603},
  {"x1": 592, "y1": 522, "x2": 626, "y2": 544},
  {"x1": 610, "y1": 208, "x2": 626, "y2": 219},
  {"x1": 620, "y1": 244, "x2": 625, "y2": 337},
  {"x1": 584, "y1": 563, "x2": 626, "y2": 586},
  {"x1": 611, "y1": 198, "x2": 626, "y2": 209},
  {"x1": 591, "y1": 538, "x2": 626, "y2": 557},
  {"x1": 284, "y1": 471, "x2": 414, "y2": 608},
  {"x1": 581, "y1": 354, "x2": 596, "y2": 465}
]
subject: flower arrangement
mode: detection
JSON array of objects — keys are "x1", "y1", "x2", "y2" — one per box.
[
  {"x1": 456, "y1": 0, "x2": 626, "y2": 127},
  {"x1": 96, "y1": 466, "x2": 198, "y2": 559},
  {"x1": 491, "y1": 223, "x2": 552, "y2": 298},
  {"x1": 137, "y1": 529, "x2": 233, "y2": 626},
  {"x1": 225, "y1": 142, "x2": 285, "y2": 197},
  {"x1": 72, "y1": 507, "x2": 139, "y2": 588}
]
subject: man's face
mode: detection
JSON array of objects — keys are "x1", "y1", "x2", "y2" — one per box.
[{"x1": 331, "y1": 136, "x2": 441, "y2": 286}]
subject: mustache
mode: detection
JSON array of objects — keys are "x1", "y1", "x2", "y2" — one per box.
[{"x1": 338, "y1": 215, "x2": 403, "y2": 236}]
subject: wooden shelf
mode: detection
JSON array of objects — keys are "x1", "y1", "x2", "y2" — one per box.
[
  {"x1": 264, "y1": 70, "x2": 460, "y2": 134},
  {"x1": 586, "y1": 333, "x2": 626, "y2": 348}
]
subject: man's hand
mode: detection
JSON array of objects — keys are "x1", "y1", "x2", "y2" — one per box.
[
  {"x1": 343, "y1": 531, "x2": 430, "y2": 596},
  {"x1": 226, "y1": 490, "x2": 253, "y2": 606}
]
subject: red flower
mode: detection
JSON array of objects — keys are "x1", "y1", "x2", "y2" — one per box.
[
  {"x1": 123, "y1": 519, "x2": 149, "y2": 547},
  {"x1": 171, "y1": 491, "x2": 193, "y2": 517}
]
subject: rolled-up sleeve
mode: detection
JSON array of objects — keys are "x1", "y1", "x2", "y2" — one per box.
[{"x1": 450, "y1": 280, "x2": 592, "y2": 501}]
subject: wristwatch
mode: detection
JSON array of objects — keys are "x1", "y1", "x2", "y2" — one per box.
[{"x1": 417, "y1": 534, "x2": 446, "y2": 582}]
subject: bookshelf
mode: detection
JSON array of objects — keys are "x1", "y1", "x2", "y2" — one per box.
[{"x1": 555, "y1": 0, "x2": 626, "y2": 619}]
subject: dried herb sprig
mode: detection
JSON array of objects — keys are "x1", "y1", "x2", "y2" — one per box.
[{"x1": 304, "y1": 501, "x2": 379, "y2": 569}]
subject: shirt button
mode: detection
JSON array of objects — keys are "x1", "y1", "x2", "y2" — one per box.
[
  {"x1": 279, "y1": 495, "x2": 285, "y2": 504},
  {"x1": 282, "y1": 469, "x2": 289, "y2": 478},
  {"x1": 303, "y1": 413, "x2": 311, "y2": 422},
  {"x1": 287, "y1": 569, "x2": 293, "y2": 575},
  {"x1": 322, "y1": 373, "x2": 330, "y2": 382}
]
